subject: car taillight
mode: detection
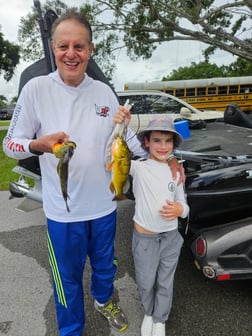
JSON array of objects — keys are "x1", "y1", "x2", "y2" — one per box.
[
  {"x1": 217, "y1": 274, "x2": 231, "y2": 281},
  {"x1": 196, "y1": 237, "x2": 206, "y2": 257}
]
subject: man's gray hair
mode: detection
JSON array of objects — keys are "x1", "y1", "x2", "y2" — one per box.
[{"x1": 51, "y1": 10, "x2": 93, "y2": 43}]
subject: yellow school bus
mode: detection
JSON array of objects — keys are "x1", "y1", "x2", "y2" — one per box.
[{"x1": 124, "y1": 76, "x2": 252, "y2": 113}]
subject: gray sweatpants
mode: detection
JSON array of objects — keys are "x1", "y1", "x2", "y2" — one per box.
[{"x1": 132, "y1": 229, "x2": 183, "y2": 323}]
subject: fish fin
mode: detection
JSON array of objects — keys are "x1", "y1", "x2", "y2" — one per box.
[
  {"x1": 56, "y1": 161, "x2": 61, "y2": 175},
  {"x1": 122, "y1": 179, "x2": 130, "y2": 194},
  {"x1": 109, "y1": 182, "x2": 115, "y2": 193},
  {"x1": 106, "y1": 161, "x2": 114, "y2": 171}
]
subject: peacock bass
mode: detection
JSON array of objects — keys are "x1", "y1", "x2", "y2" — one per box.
[{"x1": 105, "y1": 100, "x2": 133, "y2": 201}]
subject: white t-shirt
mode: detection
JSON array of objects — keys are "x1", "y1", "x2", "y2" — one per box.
[
  {"x1": 3, "y1": 71, "x2": 143, "y2": 222},
  {"x1": 130, "y1": 159, "x2": 189, "y2": 233}
]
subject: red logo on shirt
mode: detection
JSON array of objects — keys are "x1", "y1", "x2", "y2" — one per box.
[{"x1": 95, "y1": 104, "x2": 110, "y2": 117}]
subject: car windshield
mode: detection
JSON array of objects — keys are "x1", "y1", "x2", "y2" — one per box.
[{"x1": 119, "y1": 94, "x2": 195, "y2": 115}]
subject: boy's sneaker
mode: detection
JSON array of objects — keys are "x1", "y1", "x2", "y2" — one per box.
[
  {"x1": 141, "y1": 315, "x2": 153, "y2": 336},
  {"x1": 152, "y1": 322, "x2": 165, "y2": 336},
  {"x1": 94, "y1": 300, "x2": 128, "y2": 332}
]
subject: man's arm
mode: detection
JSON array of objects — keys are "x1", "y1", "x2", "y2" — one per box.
[{"x1": 168, "y1": 156, "x2": 185, "y2": 185}]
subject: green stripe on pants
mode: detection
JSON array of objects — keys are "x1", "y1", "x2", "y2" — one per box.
[{"x1": 47, "y1": 231, "x2": 67, "y2": 308}]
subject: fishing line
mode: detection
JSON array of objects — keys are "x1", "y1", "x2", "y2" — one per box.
[
  {"x1": 126, "y1": 113, "x2": 141, "y2": 142},
  {"x1": 123, "y1": 99, "x2": 141, "y2": 142}
]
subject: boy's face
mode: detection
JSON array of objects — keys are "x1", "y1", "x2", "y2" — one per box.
[{"x1": 144, "y1": 131, "x2": 174, "y2": 163}]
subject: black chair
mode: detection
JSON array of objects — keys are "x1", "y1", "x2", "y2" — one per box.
[{"x1": 224, "y1": 104, "x2": 252, "y2": 128}]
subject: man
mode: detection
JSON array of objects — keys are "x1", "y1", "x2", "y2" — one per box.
[{"x1": 3, "y1": 10, "x2": 182, "y2": 336}]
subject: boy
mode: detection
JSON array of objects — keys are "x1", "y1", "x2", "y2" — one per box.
[{"x1": 130, "y1": 116, "x2": 189, "y2": 336}]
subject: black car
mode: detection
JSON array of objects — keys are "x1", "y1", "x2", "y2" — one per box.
[{"x1": 176, "y1": 121, "x2": 252, "y2": 280}]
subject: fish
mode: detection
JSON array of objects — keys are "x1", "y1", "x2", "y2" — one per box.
[
  {"x1": 52, "y1": 141, "x2": 77, "y2": 212},
  {"x1": 105, "y1": 100, "x2": 133, "y2": 201},
  {"x1": 106, "y1": 132, "x2": 132, "y2": 201}
]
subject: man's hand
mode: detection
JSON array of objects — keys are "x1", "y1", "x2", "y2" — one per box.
[
  {"x1": 29, "y1": 132, "x2": 69, "y2": 154},
  {"x1": 113, "y1": 105, "x2": 131, "y2": 125},
  {"x1": 168, "y1": 157, "x2": 185, "y2": 185}
]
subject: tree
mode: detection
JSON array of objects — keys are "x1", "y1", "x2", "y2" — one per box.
[
  {"x1": 18, "y1": 0, "x2": 68, "y2": 62},
  {"x1": 163, "y1": 62, "x2": 225, "y2": 80},
  {"x1": 0, "y1": 30, "x2": 20, "y2": 81},
  {"x1": 0, "y1": 95, "x2": 8, "y2": 108},
  {"x1": 163, "y1": 59, "x2": 252, "y2": 81},
  {"x1": 227, "y1": 57, "x2": 252, "y2": 76},
  {"x1": 90, "y1": 0, "x2": 252, "y2": 61},
  {"x1": 18, "y1": 0, "x2": 252, "y2": 78},
  {"x1": 10, "y1": 96, "x2": 18, "y2": 105},
  {"x1": 18, "y1": 0, "x2": 117, "y2": 79}
]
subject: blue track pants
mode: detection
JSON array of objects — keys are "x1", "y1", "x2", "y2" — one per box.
[{"x1": 47, "y1": 210, "x2": 117, "y2": 336}]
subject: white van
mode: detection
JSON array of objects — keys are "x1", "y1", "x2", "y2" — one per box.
[{"x1": 117, "y1": 90, "x2": 224, "y2": 132}]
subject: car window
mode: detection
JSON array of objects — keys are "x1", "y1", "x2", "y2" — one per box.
[
  {"x1": 119, "y1": 95, "x2": 151, "y2": 114},
  {"x1": 119, "y1": 94, "x2": 184, "y2": 115},
  {"x1": 151, "y1": 96, "x2": 182, "y2": 114}
]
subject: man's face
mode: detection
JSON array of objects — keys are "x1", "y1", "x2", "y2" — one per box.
[{"x1": 52, "y1": 19, "x2": 94, "y2": 87}]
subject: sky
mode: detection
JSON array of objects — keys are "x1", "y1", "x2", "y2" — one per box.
[{"x1": 0, "y1": 0, "x2": 237, "y2": 102}]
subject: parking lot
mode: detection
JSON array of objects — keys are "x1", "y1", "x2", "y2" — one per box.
[
  {"x1": 0, "y1": 107, "x2": 14, "y2": 120},
  {"x1": 0, "y1": 192, "x2": 252, "y2": 336}
]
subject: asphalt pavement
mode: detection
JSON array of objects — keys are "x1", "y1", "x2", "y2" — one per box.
[{"x1": 0, "y1": 192, "x2": 252, "y2": 336}]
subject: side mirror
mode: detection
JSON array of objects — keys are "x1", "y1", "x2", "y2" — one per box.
[{"x1": 180, "y1": 107, "x2": 192, "y2": 117}]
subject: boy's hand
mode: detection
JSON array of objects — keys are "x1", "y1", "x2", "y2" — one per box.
[{"x1": 160, "y1": 200, "x2": 183, "y2": 220}]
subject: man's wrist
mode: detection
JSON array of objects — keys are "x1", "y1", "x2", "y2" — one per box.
[
  {"x1": 29, "y1": 142, "x2": 43, "y2": 156},
  {"x1": 167, "y1": 154, "x2": 175, "y2": 162}
]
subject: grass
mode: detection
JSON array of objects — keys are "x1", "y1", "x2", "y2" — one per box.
[
  {"x1": 0, "y1": 130, "x2": 19, "y2": 190},
  {"x1": 0, "y1": 120, "x2": 10, "y2": 127}
]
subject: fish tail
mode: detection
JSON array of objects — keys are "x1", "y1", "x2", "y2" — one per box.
[
  {"x1": 63, "y1": 192, "x2": 70, "y2": 212},
  {"x1": 65, "y1": 200, "x2": 70, "y2": 212},
  {"x1": 112, "y1": 194, "x2": 128, "y2": 201}
]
